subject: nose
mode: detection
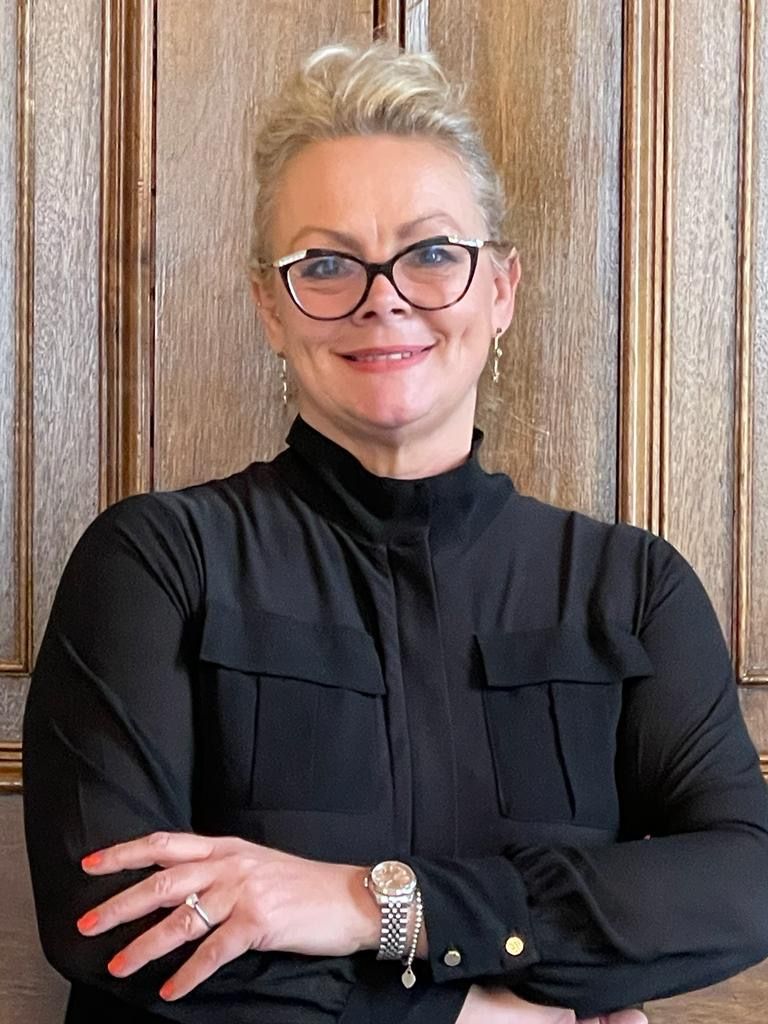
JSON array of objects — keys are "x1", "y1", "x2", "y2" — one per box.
[{"x1": 351, "y1": 269, "x2": 411, "y2": 322}]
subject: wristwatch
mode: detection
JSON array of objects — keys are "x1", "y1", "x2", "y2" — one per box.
[{"x1": 364, "y1": 859, "x2": 417, "y2": 960}]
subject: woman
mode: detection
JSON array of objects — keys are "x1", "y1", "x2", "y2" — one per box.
[{"x1": 23, "y1": 41, "x2": 768, "y2": 1024}]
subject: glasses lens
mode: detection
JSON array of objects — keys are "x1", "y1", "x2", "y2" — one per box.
[
  {"x1": 393, "y1": 243, "x2": 472, "y2": 309},
  {"x1": 287, "y1": 254, "x2": 367, "y2": 319}
]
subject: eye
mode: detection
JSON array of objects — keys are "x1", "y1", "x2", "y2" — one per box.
[
  {"x1": 296, "y1": 255, "x2": 354, "y2": 280},
  {"x1": 406, "y1": 244, "x2": 459, "y2": 267}
]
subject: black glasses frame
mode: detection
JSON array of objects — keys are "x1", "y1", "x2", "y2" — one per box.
[{"x1": 264, "y1": 235, "x2": 512, "y2": 321}]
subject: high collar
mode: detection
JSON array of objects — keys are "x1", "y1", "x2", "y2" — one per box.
[{"x1": 271, "y1": 415, "x2": 515, "y2": 548}]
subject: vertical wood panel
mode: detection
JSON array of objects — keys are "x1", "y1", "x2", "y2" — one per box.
[
  {"x1": 746, "y1": 0, "x2": 768, "y2": 677},
  {"x1": 153, "y1": 1, "x2": 374, "y2": 490},
  {"x1": 663, "y1": 0, "x2": 741, "y2": 631},
  {"x1": 101, "y1": 0, "x2": 155, "y2": 505},
  {"x1": 619, "y1": 0, "x2": 667, "y2": 534},
  {"x1": 423, "y1": 0, "x2": 622, "y2": 522},
  {"x1": 0, "y1": 2, "x2": 20, "y2": 666},
  {"x1": 4, "y1": 0, "x2": 105, "y2": 753}
]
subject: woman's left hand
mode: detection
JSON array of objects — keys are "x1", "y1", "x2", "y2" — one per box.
[{"x1": 76, "y1": 831, "x2": 377, "y2": 1001}]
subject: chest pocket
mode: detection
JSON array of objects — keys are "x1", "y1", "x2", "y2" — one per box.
[
  {"x1": 477, "y1": 623, "x2": 653, "y2": 827},
  {"x1": 198, "y1": 602, "x2": 387, "y2": 814}
]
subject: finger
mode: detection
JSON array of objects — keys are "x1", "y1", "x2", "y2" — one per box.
[
  {"x1": 77, "y1": 863, "x2": 213, "y2": 936},
  {"x1": 107, "y1": 890, "x2": 226, "y2": 979},
  {"x1": 159, "y1": 920, "x2": 253, "y2": 1001},
  {"x1": 81, "y1": 831, "x2": 218, "y2": 874}
]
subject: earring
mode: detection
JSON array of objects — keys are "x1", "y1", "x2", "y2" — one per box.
[
  {"x1": 491, "y1": 328, "x2": 503, "y2": 385},
  {"x1": 278, "y1": 355, "x2": 288, "y2": 406}
]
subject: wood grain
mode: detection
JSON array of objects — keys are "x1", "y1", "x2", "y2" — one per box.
[
  {"x1": 153, "y1": 1, "x2": 374, "y2": 490},
  {"x1": 423, "y1": 0, "x2": 622, "y2": 523},
  {"x1": 619, "y1": 0, "x2": 666, "y2": 534},
  {"x1": 747, "y1": 0, "x2": 768, "y2": 676},
  {"x1": 662, "y1": 0, "x2": 742, "y2": 633},
  {"x1": 0, "y1": 0, "x2": 19, "y2": 667},
  {"x1": 0, "y1": 795, "x2": 69, "y2": 1024},
  {"x1": 101, "y1": 0, "x2": 155, "y2": 505},
  {"x1": 30, "y1": 0, "x2": 103, "y2": 667}
]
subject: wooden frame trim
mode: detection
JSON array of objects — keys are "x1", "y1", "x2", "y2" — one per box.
[
  {"x1": 1, "y1": 0, "x2": 34, "y2": 677},
  {"x1": 733, "y1": 0, "x2": 763, "y2": 685},
  {"x1": 100, "y1": 0, "x2": 155, "y2": 508},
  {"x1": 618, "y1": 0, "x2": 669, "y2": 534},
  {"x1": 0, "y1": 743, "x2": 22, "y2": 793},
  {"x1": 373, "y1": 0, "x2": 401, "y2": 43},
  {"x1": 402, "y1": 0, "x2": 428, "y2": 53}
]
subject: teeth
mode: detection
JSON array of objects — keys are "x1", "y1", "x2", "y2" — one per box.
[{"x1": 354, "y1": 351, "x2": 416, "y2": 362}]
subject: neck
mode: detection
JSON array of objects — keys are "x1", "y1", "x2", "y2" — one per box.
[{"x1": 297, "y1": 405, "x2": 476, "y2": 480}]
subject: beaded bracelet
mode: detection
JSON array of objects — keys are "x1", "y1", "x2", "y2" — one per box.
[{"x1": 400, "y1": 887, "x2": 424, "y2": 988}]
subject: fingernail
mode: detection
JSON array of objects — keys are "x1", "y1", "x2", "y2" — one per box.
[
  {"x1": 82, "y1": 852, "x2": 103, "y2": 869},
  {"x1": 108, "y1": 953, "x2": 127, "y2": 976},
  {"x1": 77, "y1": 910, "x2": 100, "y2": 933},
  {"x1": 159, "y1": 980, "x2": 175, "y2": 1000}
]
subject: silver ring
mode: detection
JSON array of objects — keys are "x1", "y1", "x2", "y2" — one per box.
[{"x1": 184, "y1": 892, "x2": 212, "y2": 929}]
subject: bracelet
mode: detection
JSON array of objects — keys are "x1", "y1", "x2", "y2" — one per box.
[{"x1": 400, "y1": 887, "x2": 423, "y2": 989}]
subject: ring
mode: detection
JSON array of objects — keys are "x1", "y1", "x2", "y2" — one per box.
[{"x1": 184, "y1": 892, "x2": 212, "y2": 929}]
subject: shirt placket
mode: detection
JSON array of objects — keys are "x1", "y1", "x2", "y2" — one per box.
[{"x1": 387, "y1": 531, "x2": 458, "y2": 858}]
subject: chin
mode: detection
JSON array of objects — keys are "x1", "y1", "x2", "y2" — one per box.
[{"x1": 350, "y1": 401, "x2": 434, "y2": 435}]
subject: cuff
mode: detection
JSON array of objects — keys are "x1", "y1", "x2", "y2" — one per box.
[{"x1": 409, "y1": 854, "x2": 540, "y2": 984}]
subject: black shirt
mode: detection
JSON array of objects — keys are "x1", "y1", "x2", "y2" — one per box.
[{"x1": 23, "y1": 416, "x2": 768, "y2": 1023}]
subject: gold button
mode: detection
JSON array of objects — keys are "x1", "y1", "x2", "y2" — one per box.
[
  {"x1": 505, "y1": 935, "x2": 525, "y2": 956},
  {"x1": 443, "y1": 948, "x2": 462, "y2": 967}
]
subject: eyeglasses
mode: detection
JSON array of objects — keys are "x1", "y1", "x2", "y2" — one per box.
[{"x1": 260, "y1": 235, "x2": 515, "y2": 321}]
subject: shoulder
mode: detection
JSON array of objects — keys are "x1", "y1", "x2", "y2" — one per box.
[{"x1": 506, "y1": 490, "x2": 707, "y2": 626}]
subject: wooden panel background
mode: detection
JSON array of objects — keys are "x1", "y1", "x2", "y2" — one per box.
[
  {"x1": 426, "y1": 0, "x2": 622, "y2": 523},
  {"x1": 153, "y1": 0, "x2": 374, "y2": 489},
  {"x1": 2, "y1": 0, "x2": 768, "y2": 1021},
  {"x1": 749, "y1": 0, "x2": 768, "y2": 679},
  {"x1": 0, "y1": 0, "x2": 20, "y2": 668}
]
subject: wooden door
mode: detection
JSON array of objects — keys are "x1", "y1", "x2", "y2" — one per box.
[{"x1": 2, "y1": 2, "x2": 766, "y2": 1021}]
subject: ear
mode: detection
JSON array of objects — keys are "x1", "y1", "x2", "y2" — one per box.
[
  {"x1": 491, "y1": 249, "x2": 522, "y2": 334},
  {"x1": 251, "y1": 276, "x2": 287, "y2": 357}
]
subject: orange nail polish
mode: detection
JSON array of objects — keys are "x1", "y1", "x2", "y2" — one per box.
[
  {"x1": 108, "y1": 953, "x2": 127, "y2": 976},
  {"x1": 82, "y1": 852, "x2": 103, "y2": 869},
  {"x1": 159, "y1": 981, "x2": 175, "y2": 1000},
  {"x1": 77, "y1": 910, "x2": 100, "y2": 932}
]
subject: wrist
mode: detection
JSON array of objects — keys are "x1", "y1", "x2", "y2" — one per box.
[{"x1": 343, "y1": 865, "x2": 381, "y2": 952}]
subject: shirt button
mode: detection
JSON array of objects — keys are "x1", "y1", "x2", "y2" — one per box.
[
  {"x1": 443, "y1": 948, "x2": 462, "y2": 967},
  {"x1": 505, "y1": 935, "x2": 525, "y2": 957}
]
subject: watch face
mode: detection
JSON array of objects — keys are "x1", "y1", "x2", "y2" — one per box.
[{"x1": 371, "y1": 860, "x2": 416, "y2": 897}]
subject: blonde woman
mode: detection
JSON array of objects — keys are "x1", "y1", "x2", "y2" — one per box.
[{"x1": 24, "y1": 41, "x2": 768, "y2": 1024}]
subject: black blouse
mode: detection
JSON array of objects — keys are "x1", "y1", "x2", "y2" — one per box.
[{"x1": 23, "y1": 416, "x2": 768, "y2": 1023}]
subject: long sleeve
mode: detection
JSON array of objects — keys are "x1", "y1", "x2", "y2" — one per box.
[
  {"x1": 22, "y1": 496, "x2": 352, "y2": 1024},
  {"x1": 409, "y1": 537, "x2": 768, "y2": 1018}
]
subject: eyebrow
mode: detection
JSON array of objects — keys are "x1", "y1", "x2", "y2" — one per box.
[{"x1": 286, "y1": 212, "x2": 465, "y2": 253}]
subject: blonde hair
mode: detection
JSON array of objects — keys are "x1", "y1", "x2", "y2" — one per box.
[{"x1": 248, "y1": 41, "x2": 508, "y2": 276}]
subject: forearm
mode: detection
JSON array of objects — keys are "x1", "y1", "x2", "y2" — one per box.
[{"x1": 407, "y1": 822, "x2": 768, "y2": 1018}]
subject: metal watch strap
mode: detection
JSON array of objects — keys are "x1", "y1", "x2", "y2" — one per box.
[{"x1": 377, "y1": 900, "x2": 410, "y2": 960}]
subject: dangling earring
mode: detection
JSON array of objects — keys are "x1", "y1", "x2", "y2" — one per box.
[
  {"x1": 278, "y1": 355, "x2": 288, "y2": 406},
  {"x1": 491, "y1": 328, "x2": 503, "y2": 385}
]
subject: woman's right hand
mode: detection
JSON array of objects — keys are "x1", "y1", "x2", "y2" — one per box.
[{"x1": 456, "y1": 985, "x2": 649, "y2": 1024}]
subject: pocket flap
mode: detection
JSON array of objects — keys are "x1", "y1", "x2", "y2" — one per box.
[
  {"x1": 477, "y1": 622, "x2": 654, "y2": 688},
  {"x1": 199, "y1": 601, "x2": 385, "y2": 695}
]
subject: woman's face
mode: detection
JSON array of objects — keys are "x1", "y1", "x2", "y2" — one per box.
[{"x1": 253, "y1": 134, "x2": 520, "y2": 449}]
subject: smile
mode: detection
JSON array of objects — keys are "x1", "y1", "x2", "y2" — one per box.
[
  {"x1": 348, "y1": 351, "x2": 416, "y2": 362},
  {"x1": 341, "y1": 344, "x2": 434, "y2": 362}
]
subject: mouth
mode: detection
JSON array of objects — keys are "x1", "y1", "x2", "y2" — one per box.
[{"x1": 340, "y1": 345, "x2": 435, "y2": 363}]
